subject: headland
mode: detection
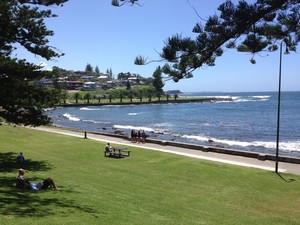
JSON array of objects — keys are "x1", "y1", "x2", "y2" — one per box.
[{"x1": 61, "y1": 97, "x2": 233, "y2": 107}]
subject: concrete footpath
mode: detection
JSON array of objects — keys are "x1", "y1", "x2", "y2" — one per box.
[{"x1": 32, "y1": 127, "x2": 300, "y2": 176}]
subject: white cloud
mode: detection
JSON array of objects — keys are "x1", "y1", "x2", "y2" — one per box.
[{"x1": 35, "y1": 62, "x2": 52, "y2": 71}]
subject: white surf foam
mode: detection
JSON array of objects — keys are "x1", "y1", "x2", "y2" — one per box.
[
  {"x1": 128, "y1": 112, "x2": 144, "y2": 116},
  {"x1": 179, "y1": 134, "x2": 300, "y2": 153},
  {"x1": 83, "y1": 119, "x2": 110, "y2": 124},
  {"x1": 113, "y1": 125, "x2": 155, "y2": 133},
  {"x1": 80, "y1": 107, "x2": 104, "y2": 111},
  {"x1": 63, "y1": 113, "x2": 80, "y2": 122}
]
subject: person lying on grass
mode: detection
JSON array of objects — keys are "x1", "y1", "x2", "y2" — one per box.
[{"x1": 16, "y1": 168, "x2": 59, "y2": 191}]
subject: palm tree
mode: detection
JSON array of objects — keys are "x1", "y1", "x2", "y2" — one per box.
[
  {"x1": 128, "y1": 93, "x2": 133, "y2": 102},
  {"x1": 95, "y1": 94, "x2": 103, "y2": 103},
  {"x1": 74, "y1": 92, "x2": 80, "y2": 104},
  {"x1": 139, "y1": 93, "x2": 143, "y2": 102},
  {"x1": 119, "y1": 93, "x2": 123, "y2": 103},
  {"x1": 174, "y1": 94, "x2": 178, "y2": 101},
  {"x1": 84, "y1": 93, "x2": 91, "y2": 103},
  {"x1": 109, "y1": 94, "x2": 113, "y2": 103},
  {"x1": 148, "y1": 93, "x2": 152, "y2": 102},
  {"x1": 156, "y1": 92, "x2": 161, "y2": 101},
  {"x1": 61, "y1": 90, "x2": 68, "y2": 104}
]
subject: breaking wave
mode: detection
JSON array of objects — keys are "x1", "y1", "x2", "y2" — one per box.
[
  {"x1": 179, "y1": 134, "x2": 300, "y2": 152},
  {"x1": 63, "y1": 113, "x2": 80, "y2": 122}
]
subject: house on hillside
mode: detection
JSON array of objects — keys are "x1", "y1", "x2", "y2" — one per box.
[
  {"x1": 81, "y1": 75, "x2": 96, "y2": 81},
  {"x1": 98, "y1": 74, "x2": 109, "y2": 80},
  {"x1": 38, "y1": 78, "x2": 54, "y2": 88},
  {"x1": 83, "y1": 81, "x2": 97, "y2": 90},
  {"x1": 68, "y1": 81, "x2": 83, "y2": 90}
]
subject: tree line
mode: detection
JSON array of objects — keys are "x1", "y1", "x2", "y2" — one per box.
[{"x1": 68, "y1": 85, "x2": 177, "y2": 105}]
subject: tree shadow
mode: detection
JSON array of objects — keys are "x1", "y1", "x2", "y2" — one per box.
[
  {"x1": 0, "y1": 152, "x2": 99, "y2": 217},
  {"x1": 0, "y1": 152, "x2": 52, "y2": 172},
  {"x1": 0, "y1": 152, "x2": 100, "y2": 218},
  {"x1": 0, "y1": 177, "x2": 99, "y2": 218}
]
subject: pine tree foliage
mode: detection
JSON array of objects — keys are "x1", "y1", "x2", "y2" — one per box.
[
  {"x1": 0, "y1": 56, "x2": 62, "y2": 125},
  {"x1": 95, "y1": 66, "x2": 100, "y2": 74},
  {"x1": 135, "y1": 0, "x2": 300, "y2": 82},
  {"x1": 0, "y1": 0, "x2": 67, "y2": 59},
  {"x1": 111, "y1": 0, "x2": 142, "y2": 7},
  {"x1": 0, "y1": 0, "x2": 68, "y2": 125},
  {"x1": 152, "y1": 66, "x2": 164, "y2": 94},
  {"x1": 85, "y1": 63, "x2": 93, "y2": 73}
]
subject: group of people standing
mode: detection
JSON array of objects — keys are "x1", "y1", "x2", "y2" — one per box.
[{"x1": 130, "y1": 129, "x2": 146, "y2": 143}]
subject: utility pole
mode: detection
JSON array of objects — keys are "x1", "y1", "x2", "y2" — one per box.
[{"x1": 275, "y1": 41, "x2": 283, "y2": 173}]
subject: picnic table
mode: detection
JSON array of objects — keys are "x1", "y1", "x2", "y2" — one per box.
[{"x1": 104, "y1": 147, "x2": 131, "y2": 158}]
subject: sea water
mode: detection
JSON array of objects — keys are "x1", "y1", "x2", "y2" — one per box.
[{"x1": 47, "y1": 92, "x2": 300, "y2": 158}]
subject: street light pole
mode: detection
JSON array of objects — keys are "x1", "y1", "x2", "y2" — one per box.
[{"x1": 275, "y1": 41, "x2": 283, "y2": 173}]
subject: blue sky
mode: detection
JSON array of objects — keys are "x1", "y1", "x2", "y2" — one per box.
[{"x1": 16, "y1": 0, "x2": 299, "y2": 92}]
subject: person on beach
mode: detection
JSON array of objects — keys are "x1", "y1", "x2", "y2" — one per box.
[
  {"x1": 105, "y1": 143, "x2": 113, "y2": 152},
  {"x1": 16, "y1": 168, "x2": 59, "y2": 191},
  {"x1": 131, "y1": 129, "x2": 137, "y2": 142},
  {"x1": 130, "y1": 129, "x2": 134, "y2": 142},
  {"x1": 137, "y1": 130, "x2": 141, "y2": 143},
  {"x1": 16, "y1": 152, "x2": 25, "y2": 164},
  {"x1": 141, "y1": 130, "x2": 146, "y2": 143}
]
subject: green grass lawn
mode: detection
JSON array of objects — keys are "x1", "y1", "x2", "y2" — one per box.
[{"x1": 0, "y1": 125, "x2": 299, "y2": 225}]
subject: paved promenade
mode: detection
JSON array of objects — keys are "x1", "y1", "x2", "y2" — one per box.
[{"x1": 32, "y1": 127, "x2": 300, "y2": 176}]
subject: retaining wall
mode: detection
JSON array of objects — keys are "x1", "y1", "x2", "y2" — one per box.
[{"x1": 85, "y1": 130, "x2": 300, "y2": 164}]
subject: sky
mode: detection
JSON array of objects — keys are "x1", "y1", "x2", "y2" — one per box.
[{"x1": 15, "y1": 0, "x2": 299, "y2": 92}]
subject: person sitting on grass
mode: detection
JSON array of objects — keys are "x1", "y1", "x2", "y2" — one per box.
[
  {"x1": 16, "y1": 168, "x2": 59, "y2": 191},
  {"x1": 16, "y1": 152, "x2": 25, "y2": 164}
]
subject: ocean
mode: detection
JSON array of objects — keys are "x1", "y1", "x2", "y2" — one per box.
[{"x1": 47, "y1": 91, "x2": 300, "y2": 158}]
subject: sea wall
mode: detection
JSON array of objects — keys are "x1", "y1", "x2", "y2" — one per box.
[
  {"x1": 146, "y1": 139, "x2": 300, "y2": 164},
  {"x1": 85, "y1": 130, "x2": 300, "y2": 164}
]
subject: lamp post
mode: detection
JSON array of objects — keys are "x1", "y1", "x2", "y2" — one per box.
[{"x1": 275, "y1": 41, "x2": 283, "y2": 173}]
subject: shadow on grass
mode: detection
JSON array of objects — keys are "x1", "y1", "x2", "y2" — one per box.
[
  {"x1": 106, "y1": 156, "x2": 126, "y2": 159},
  {"x1": 0, "y1": 152, "x2": 52, "y2": 172},
  {"x1": 277, "y1": 172, "x2": 297, "y2": 183},
  {"x1": 0, "y1": 178, "x2": 99, "y2": 218},
  {"x1": 0, "y1": 152, "x2": 99, "y2": 218}
]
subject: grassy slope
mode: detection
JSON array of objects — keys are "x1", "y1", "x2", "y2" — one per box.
[{"x1": 0, "y1": 125, "x2": 299, "y2": 225}]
